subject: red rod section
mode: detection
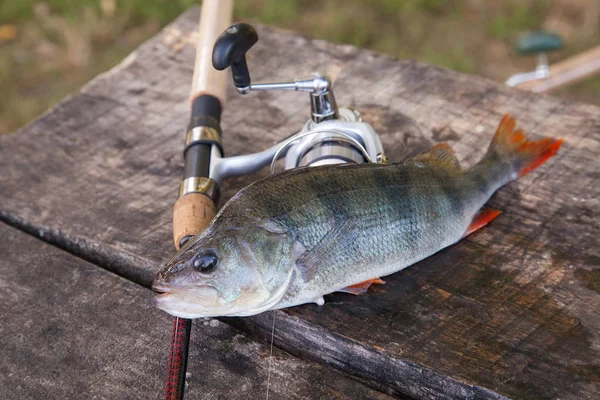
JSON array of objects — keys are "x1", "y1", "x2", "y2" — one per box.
[{"x1": 165, "y1": 317, "x2": 192, "y2": 400}]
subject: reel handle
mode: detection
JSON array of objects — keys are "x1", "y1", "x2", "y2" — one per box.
[{"x1": 212, "y1": 23, "x2": 258, "y2": 92}]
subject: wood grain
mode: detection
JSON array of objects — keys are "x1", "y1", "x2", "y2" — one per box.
[
  {"x1": 0, "y1": 222, "x2": 393, "y2": 400},
  {"x1": 1, "y1": 7, "x2": 599, "y2": 399}
]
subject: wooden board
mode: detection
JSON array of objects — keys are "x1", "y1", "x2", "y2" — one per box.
[
  {"x1": 0, "y1": 222, "x2": 392, "y2": 400},
  {"x1": 1, "y1": 7, "x2": 599, "y2": 399}
]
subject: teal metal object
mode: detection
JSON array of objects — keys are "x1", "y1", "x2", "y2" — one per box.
[
  {"x1": 516, "y1": 31, "x2": 564, "y2": 55},
  {"x1": 506, "y1": 31, "x2": 565, "y2": 87}
]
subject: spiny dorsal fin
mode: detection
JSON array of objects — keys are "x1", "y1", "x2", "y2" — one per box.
[{"x1": 410, "y1": 143, "x2": 461, "y2": 171}]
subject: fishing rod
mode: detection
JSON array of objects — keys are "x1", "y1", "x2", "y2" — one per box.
[
  {"x1": 165, "y1": 1, "x2": 232, "y2": 399},
  {"x1": 162, "y1": 14, "x2": 389, "y2": 400}
]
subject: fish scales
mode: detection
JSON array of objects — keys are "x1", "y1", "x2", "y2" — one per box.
[
  {"x1": 154, "y1": 115, "x2": 563, "y2": 318},
  {"x1": 237, "y1": 164, "x2": 476, "y2": 307},
  {"x1": 194, "y1": 162, "x2": 475, "y2": 308}
]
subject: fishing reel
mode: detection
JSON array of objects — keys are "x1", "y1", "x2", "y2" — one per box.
[
  {"x1": 207, "y1": 22, "x2": 387, "y2": 183},
  {"x1": 175, "y1": 22, "x2": 388, "y2": 248}
]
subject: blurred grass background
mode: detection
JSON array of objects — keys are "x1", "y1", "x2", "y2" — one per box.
[{"x1": 0, "y1": 0, "x2": 598, "y2": 135}]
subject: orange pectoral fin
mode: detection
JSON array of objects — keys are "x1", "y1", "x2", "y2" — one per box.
[
  {"x1": 463, "y1": 208, "x2": 502, "y2": 238},
  {"x1": 338, "y1": 278, "x2": 385, "y2": 295}
]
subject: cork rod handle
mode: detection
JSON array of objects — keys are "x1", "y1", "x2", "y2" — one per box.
[{"x1": 173, "y1": 193, "x2": 217, "y2": 248}]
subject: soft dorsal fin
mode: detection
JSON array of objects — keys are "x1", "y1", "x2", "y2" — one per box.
[{"x1": 410, "y1": 143, "x2": 461, "y2": 171}]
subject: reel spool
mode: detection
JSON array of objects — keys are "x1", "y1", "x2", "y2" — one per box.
[{"x1": 274, "y1": 107, "x2": 384, "y2": 173}]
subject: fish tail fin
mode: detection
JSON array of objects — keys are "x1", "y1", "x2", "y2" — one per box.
[
  {"x1": 488, "y1": 114, "x2": 563, "y2": 179},
  {"x1": 473, "y1": 114, "x2": 563, "y2": 190}
]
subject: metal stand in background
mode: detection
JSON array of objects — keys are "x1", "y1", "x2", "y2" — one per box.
[
  {"x1": 505, "y1": 31, "x2": 562, "y2": 88},
  {"x1": 506, "y1": 31, "x2": 600, "y2": 92}
]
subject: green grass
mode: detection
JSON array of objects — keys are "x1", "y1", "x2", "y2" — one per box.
[
  {"x1": 1, "y1": 0, "x2": 598, "y2": 135},
  {"x1": 422, "y1": 45, "x2": 475, "y2": 74},
  {"x1": 0, "y1": 0, "x2": 199, "y2": 25},
  {"x1": 488, "y1": 4, "x2": 543, "y2": 39}
]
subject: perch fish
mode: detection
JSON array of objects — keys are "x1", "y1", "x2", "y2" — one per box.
[{"x1": 153, "y1": 115, "x2": 562, "y2": 318}]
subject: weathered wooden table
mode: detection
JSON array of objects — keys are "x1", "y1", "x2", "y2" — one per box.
[{"x1": 1, "y1": 7, "x2": 599, "y2": 400}]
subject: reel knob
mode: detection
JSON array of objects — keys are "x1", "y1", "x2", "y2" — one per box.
[{"x1": 212, "y1": 23, "x2": 258, "y2": 93}]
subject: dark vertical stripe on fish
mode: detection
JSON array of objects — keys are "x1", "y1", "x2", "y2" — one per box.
[{"x1": 437, "y1": 169, "x2": 466, "y2": 219}]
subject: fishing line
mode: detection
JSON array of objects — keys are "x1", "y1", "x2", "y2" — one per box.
[{"x1": 265, "y1": 312, "x2": 276, "y2": 400}]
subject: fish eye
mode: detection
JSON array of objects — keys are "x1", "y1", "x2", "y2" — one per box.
[{"x1": 192, "y1": 250, "x2": 218, "y2": 273}]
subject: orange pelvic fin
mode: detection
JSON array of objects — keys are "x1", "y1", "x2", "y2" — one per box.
[
  {"x1": 338, "y1": 278, "x2": 385, "y2": 295},
  {"x1": 463, "y1": 208, "x2": 502, "y2": 238}
]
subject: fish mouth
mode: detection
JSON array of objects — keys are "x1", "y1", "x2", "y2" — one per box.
[
  {"x1": 151, "y1": 267, "x2": 295, "y2": 319},
  {"x1": 152, "y1": 283, "x2": 222, "y2": 319},
  {"x1": 152, "y1": 284, "x2": 274, "y2": 319},
  {"x1": 151, "y1": 282, "x2": 169, "y2": 294}
]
